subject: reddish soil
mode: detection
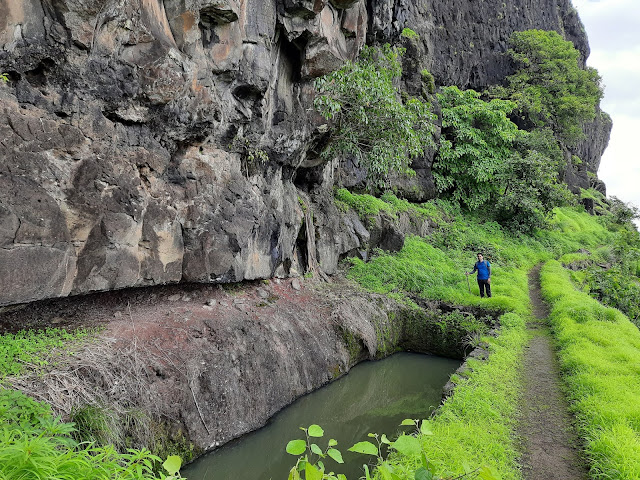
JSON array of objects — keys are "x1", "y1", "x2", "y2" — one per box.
[
  {"x1": 518, "y1": 266, "x2": 589, "y2": 480},
  {"x1": 0, "y1": 278, "x2": 323, "y2": 348}
]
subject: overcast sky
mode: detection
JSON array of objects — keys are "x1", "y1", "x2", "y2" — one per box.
[{"x1": 571, "y1": 0, "x2": 640, "y2": 209}]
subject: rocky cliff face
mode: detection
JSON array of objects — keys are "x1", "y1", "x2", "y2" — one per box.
[{"x1": 0, "y1": 0, "x2": 607, "y2": 306}]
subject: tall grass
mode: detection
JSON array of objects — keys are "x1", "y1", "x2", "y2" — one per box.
[
  {"x1": 0, "y1": 388, "x2": 182, "y2": 480},
  {"x1": 540, "y1": 260, "x2": 640, "y2": 479},
  {"x1": 0, "y1": 329, "x2": 185, "y2": 479}
]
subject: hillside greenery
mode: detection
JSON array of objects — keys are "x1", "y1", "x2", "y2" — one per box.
[
  {"x1": 334, "y1": 194, "x2": 640, "y2": 480},
  {"x1": 314, "y1": 44, "x2": 436, "y2": 189},
  {"x1": 316, "y1": 28, "x2": 597, "y2": 234},
  {"x1": 495, "y1": 29, "x2": 603, "y2": 144}
]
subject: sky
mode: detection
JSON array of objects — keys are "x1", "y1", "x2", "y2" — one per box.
[{"x1": 571, "y1": 0, "x2": 640, "y2": 209}]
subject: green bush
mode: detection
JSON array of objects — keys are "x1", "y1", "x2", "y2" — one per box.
[
  {"x1": 400, "y1": 28, "x2": 419, "y2": 40},
  {"x1": 497, "y1": 30, "x2": 603, "y2": 144},
  {"x1": 0, "y1": 328, "x2": 93, "y2": 378},
  {"x1": 314, "y1": 45, "x2": 436, "y2": 189},
  {"x1": 434, "y1": 86, "x2": 518, "y2": 210},
  {"x1": 420, "y1": 69, "x2": 435, "y2": 94},
  {"x1": 0, "y1": 389, "x2": 185, "y2": 480}
]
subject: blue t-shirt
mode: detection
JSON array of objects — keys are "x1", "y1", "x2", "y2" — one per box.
[{"x1": 473, "y1": 261, "x2": 491, "y2": 280}]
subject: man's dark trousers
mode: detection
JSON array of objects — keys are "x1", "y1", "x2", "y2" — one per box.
[{"x1": 478, "y1": 279, "x2": 492, "y2": 298}]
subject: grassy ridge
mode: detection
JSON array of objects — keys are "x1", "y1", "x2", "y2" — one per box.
[
  {"x1": 348, "y1": 239, "x2": 533, "y2": 479},
  {"x1": 540, "y1": 260, "x2": 640, "y2": 479}
]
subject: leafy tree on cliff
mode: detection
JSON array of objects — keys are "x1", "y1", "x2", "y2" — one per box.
[
  {"x1": 314, "y1": 44, "x2": 436, "y2": 189},
  {"x1": 495, "y1": 29, "x2": 603, "y2": 144},
  {"x1": 434, "y1": 86, "x2": 519, "y2": 209},
  {"x1": 434, "y1": 87, "x2": 571, "y2": 232}
]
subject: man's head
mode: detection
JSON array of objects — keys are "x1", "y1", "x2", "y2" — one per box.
[{"x1": 477, "y1": 253, "x2": 483, "y2": 261}]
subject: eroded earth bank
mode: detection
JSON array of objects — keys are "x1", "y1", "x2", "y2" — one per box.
[{"x1": 0, "y1": 274, "x2": 493, "y2": 458}]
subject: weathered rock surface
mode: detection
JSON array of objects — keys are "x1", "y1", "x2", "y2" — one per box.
[
  {"x1": 0, "y1": 0, "x2": 609, "y2": 306},
  {"x1": 368, "y1": 0, "x2": 589, "y2": 90},
  {"x1": 0, "y1": 0, "x2": 368, "y2": 305}
]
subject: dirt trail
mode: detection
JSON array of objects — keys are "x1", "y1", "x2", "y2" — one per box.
[{"x1": 518, "y1": 265, "x2": 588, "y2": 480}]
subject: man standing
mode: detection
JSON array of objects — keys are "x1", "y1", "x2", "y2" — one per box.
[{"x1": 466, "y1": 253, "x2": 492, "y2": 298}]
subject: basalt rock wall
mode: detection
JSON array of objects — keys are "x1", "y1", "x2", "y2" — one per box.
[{"x1": 0, "y1": 0, "x2": 607, "y2": 306}]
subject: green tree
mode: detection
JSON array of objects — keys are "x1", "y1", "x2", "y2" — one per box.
[
  {"x1": 433, "y1": 86, "x2": 518, "y2": 209},
  {"x1": 434, "y1": 87, "x2": 571, "y2": 232},
  {"x1": 493, "y1": 128, "x2": 572, "y2": 233},
  {"x1": 314, "y1": 44, "x2": 436, "y2": 189},
  {"x1": 498, "y1": 30, "x2": 603, "y2": 144}
]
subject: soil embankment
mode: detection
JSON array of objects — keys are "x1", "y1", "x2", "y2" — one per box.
[
  {"x1": 1, "y1": 276, "x2": 471, "y2": 454},
  {"x1": 518, "y1": 266, "x2": 588, "y2": 480}
]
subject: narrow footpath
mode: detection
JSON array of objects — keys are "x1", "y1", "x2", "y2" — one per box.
[{"x1": 518, "y1": 265, "x2": 589, "y2": 480}]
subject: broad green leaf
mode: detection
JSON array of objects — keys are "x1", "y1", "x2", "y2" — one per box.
[
  {"x1": 414, "y1": 466, "x2": 434, "y2": 480},
  {"x1": 400, "y1": 419, "x2": 416, "y2": 426},
  {"x1": 305, "y1": 462, "x2": 323, "y2": 480},
  {"x1": 308, "y1": 424, "x2": 324, "y2": 438},
  {"x1": 286, "y1": 439, "x2": 307, "y2": 456},
  {"x1": 420, "y1": 420, "x2": 433, "y2": 435},
  {"x1": 479, "y1": 465, "x2": 500, "y2": 480},
  {"x1": 348, "y1": 441, "x2": 378, "y2": 456},
  {"x1": 162, "y1": 455, "x2": 182, "y2": 475},
  {"x1": 338, "y1": 475, "x2": 347, "y2": 480},
  {"x1": 327, "y1": 448, "x2": 344, "y2": 464},
  {"x1": 310, "y1": 443, "x2": 323, "y2": 456},
  {"x1": 391, "y1": 435, "x2": 422, "y2": 457},
  {"x1": 328, "y1": 438, "x2": 338, "y2": 447},
  {"x1": 421, "y1": 452, "x2": 436, "y2": 473},
  {"x1": 381, "y1": 434, "x2": 391, "y2": 445}
]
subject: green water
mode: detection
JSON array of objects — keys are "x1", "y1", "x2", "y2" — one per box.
[{"x1": 183, "y1": 353, "x2": 460, "y2": 480}]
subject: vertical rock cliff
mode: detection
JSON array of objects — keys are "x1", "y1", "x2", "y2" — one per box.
[{"x1": 0, "y1": 0, "x2": 609, "y2": 305}]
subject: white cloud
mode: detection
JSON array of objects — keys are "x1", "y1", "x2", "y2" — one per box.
[
  {"x1": 572, "y1": 0, "x2": 640, "y2": 207},
  {"x1": 598, "y1": 115, "x2": 640, "y2": 206}
]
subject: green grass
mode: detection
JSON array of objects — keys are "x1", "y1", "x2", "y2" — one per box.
[
  {"x1": 0, "y1": 327, "x2": 186, "y2": 479},
  {"x1": 334, "y1": 189, "x2": 445, "y2": 224},
  {"x1": 0, "y1": 327, "x2": 94, "y2": 378},
  {"x1": 342, "y1": 201, "x2": 619, "y2": 479},
  {"x1": 0, "y1": 388, "x2": 183, "y2": 480},
  {"x1": 540, "y1": 260, "x2": 640, "y2": 479}
]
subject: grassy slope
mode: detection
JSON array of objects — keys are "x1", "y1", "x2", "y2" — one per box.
[
  {"x1": 341, "y1": 193, "x2": 624, "y2": 479},
  {"x1": 0, "y1": 331, "x2": 179, "y2": 479},
  {"x1": 540, "y1": 261, "x2": 640, "y2": 479}
]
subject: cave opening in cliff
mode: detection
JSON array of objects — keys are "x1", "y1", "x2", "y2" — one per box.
[
  {"x1": 278, "y1": 29, "x2": 305, "y2": 84},
  {"x1": 292, "y1": 164, "x2": 326, "y2": 192}
]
